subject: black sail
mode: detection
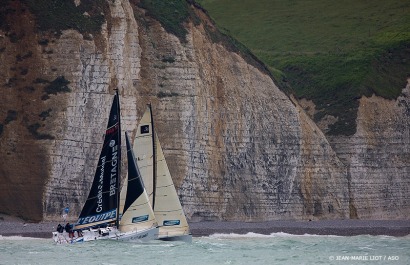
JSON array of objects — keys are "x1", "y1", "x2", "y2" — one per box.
[
  {"x1": 75, "y1": 93, "x2": 121, "y2": 230},
  {"x1": 123, "y1": 132, "x2": 145, "y2": 214}
]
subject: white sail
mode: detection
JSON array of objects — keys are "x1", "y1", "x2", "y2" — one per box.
[
  {"x1": 119, "y1": 188, "x2": 157, "y2": 233},
  {"x1": 133, "y1": 109, "x2": 155, "y2": 204},
  {"x1": 154, "y1": 135, "x2": 190, "y2": 238},
  {"x1": 133, "y1": 106, "x2": 191, "y2": 240}
]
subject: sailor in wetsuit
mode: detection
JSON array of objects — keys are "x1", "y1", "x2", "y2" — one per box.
[
  {"x1": 65, "y1": 223, "x2": 74, "y2": 238},
  {"x1": 56, "y1": 224, "x2": 64, "y2": 233}
]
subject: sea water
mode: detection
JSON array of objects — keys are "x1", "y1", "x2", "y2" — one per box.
[{"x1": 0, "y1": 233, "x2": 409, "y2": 265}]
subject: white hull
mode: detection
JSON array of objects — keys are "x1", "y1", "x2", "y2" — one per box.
[
  {"x1": 52, "y1": 230, "x2": 94, "y2": 244},
  {"x1": 158, "y1": 234, "x2": 192, "y2": 243},
  {"x1": 112, "y1": 227, "x2": 159, "y2": 242},
  {"x1": 52, "y1": 227, "x2": 159, "y2": 244}
]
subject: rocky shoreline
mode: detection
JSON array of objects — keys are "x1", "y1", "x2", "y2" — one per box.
[{"x1": 1, "y1": 215, "x2": 409, "y2": 239}]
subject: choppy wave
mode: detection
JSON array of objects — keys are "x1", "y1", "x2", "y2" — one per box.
[
  {"x1": 0, "y1": 235, "x2": 44, "y2": 240},
  {"x1": 208, "y1": 232, "x2": 342, "y2": 239},
  {"x1": 209, "y1": 232, "x2": 275, "y2": 239},
  {"x1": 0, "y1": 233, "x2": 409, "y2": 265}
]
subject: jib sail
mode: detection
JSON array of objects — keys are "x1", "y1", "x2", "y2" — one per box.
[{"x1": 118, "y1": 132, "x2": 157, "y2": 233}]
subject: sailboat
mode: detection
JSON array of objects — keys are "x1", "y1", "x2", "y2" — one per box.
[
  {"x1": 116, "y1": 131, "x2": 159, "y2": 241},
  {"x1": 52, "y1": 92, "x2": 158, "y2": 244},
  {"x1": 133, "y1": 104, "x2": 192, "y2": 243}
]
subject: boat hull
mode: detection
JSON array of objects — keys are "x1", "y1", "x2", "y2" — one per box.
[
  {"x1": 52, "y1": 227, "x2": 159, "y2": 244},
  {"x1": 52, "y1": 230, "x2": 95, "y2": 244},
  {"x1": 112, "y1": 227, "x2": 159, "y2": 242},
  {"x1": 158, "y1": 234, "x2": 192, "y2": 243}
]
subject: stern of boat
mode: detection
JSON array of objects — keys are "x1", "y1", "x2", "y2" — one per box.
[{"x1": 158, "y1": 234, "x2": 192, "y2": 243}]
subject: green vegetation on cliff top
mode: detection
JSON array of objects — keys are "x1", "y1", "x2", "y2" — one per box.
[
  {"x1": 3, "y1": 0, "x2": 408, "y2": 136},
  {"x1": 197, "y1": 0, "x2": 410, "y2": 135},
  {"x1": 21, "y1": 0, "x2": 106, "y2": 35},
  {"x1": 138, "y1": 0, "x2": 193, "y2": 41}
]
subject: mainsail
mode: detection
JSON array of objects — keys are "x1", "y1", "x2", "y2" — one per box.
[
  {"x1": 118, "y1": 132, "x2": 158, "y2": 233},
  {"x1": 75, "y1": 93, "x2": 121, "y2": 230},
  {"x1": 133, "y1": 105, "x2": 191, "y2": 239}
]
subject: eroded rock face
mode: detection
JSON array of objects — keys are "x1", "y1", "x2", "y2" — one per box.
[
  {"x1": 329, "y1": 83, "x2": 410, "y2": 219},
  {"x1": 0, "y1": 1, "x2": 51, "y2": 221},
  {"x1": 0, "y1": 0, "x2": 407, "y2": 222}
]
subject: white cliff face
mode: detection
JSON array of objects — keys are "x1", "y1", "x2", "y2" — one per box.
[
  {"x1": 329, "y1": 82, "x2": 410, "y2": 219},
  {"x1": 123, "y1": 13, "x2": 350, "y2": 221},
  {"x1": 38, "y1": 1, "x2": 350, "y2": 221},
  {"x1": 43, "y1": 0, "x2": 142, "y2": 219},
  {"x1": 1, "y1": 0, "x2": 407, "y2": 222}
]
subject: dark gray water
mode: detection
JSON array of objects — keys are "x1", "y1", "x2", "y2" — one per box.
[{"x1": 1, "y1": 233, "x2": 409, "y2": 265}]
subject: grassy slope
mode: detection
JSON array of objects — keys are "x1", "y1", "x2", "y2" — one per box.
[
  {"x1": 197, "y1": 0, "x2": 410, "y2": 135},
  {"x1": 3, "y1": 0, "x2": 408, "y2": 135},
  {"x1": 20, "y1": 0, "x2": 106, "y2": 35},
  {"x1": 138, "y1": 0, "x2": 193, "y2": 42}
]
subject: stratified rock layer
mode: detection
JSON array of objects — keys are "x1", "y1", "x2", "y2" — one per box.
[
  {"x1": 0, "y1": 1, "x2": 408, "y2": 222},
  {"x1": 329, "y1": 83, "x2": 410, "y2": 219}
]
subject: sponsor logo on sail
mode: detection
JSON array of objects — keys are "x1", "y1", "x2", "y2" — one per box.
[
  {"x1": 163, "y1": 220, "x2": 180, "y2": 226},
  {"x1": 140, "y1": 125, "x2": 150, "y2": 134},
  {"x1": 109, "y1": 140, "x2": 118, "y2": 196},
  {"x1": 76, "y1": 209, "x2": 117, "y2": 226},
  {"x1": 96, "y1": 156, "x2": 106, "y2": 213},
  {"x1": 132, "y1": 215, "x2": 149, "y2": 223}
]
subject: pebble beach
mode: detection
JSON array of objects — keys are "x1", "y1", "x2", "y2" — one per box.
[{"x1": 1, "y1": 214, "x2": 409, "y2": 239}]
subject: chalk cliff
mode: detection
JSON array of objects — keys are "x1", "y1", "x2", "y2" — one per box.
[
  {"x1": 0, "y1": 0, "x2": 407, "y2": 222},
  {"x1": 328, "y1": 83, "x2": 410, "y2": 219}
]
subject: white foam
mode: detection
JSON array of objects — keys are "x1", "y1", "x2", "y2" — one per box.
[
  {"x1": 272, "y1": 232, "x2": 341, "y2": 238},
  {"x1": 0, "y1": 235, "x2": 43, "y2": 241},
  {"x1": 131, "y1": 242, "x2": 175, "y2": 248},
  {"x1": 207, "y1": 232, "x2": 341, "y2": 239},
  {"x1": 208, "y1": 232, "x2": 276, "y2": 239}
]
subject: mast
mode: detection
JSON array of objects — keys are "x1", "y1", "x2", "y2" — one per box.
[
  {"x1": 115, "y1": 89, "x2": 121, "y2": 228},
  {"x1": 149, "y1": 103, "x2": 157, "y2": 210}
]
